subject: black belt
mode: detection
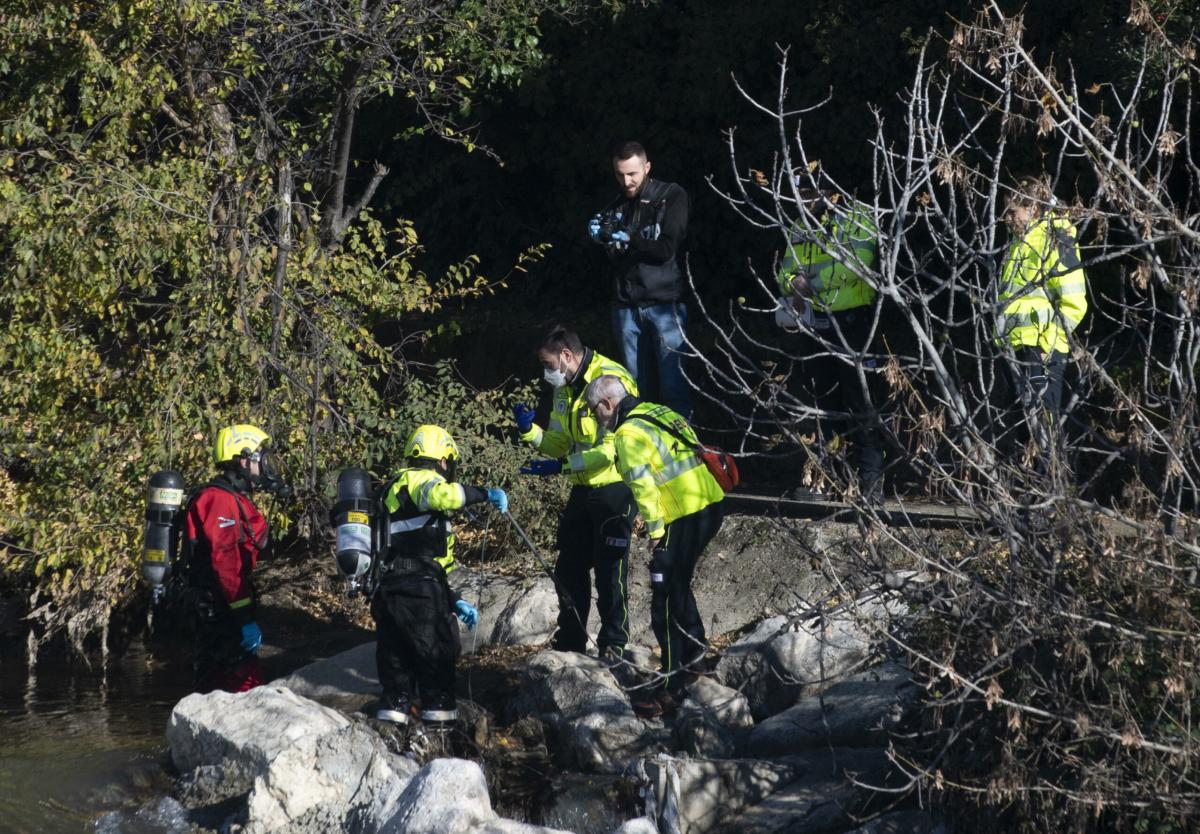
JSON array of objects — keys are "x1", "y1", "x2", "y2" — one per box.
[{"x1": 380, "y1": 556, "x2": 435, "y2": 576}]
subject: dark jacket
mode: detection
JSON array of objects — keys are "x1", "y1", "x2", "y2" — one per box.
[{"x1": 606, "y1": 179, "x2": 689, "y2": 306}]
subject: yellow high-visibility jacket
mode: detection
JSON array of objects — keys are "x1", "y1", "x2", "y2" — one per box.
[
  {"x1": 521, "y1": 350, "x2": 638, "y2": 488},
  {"x1": 383, "y1": 466, "x2": 481, "y2": 575},
  {"x1": 776, "y1": 201, "x2": 878, "y2": 313},
  {"x1": 997, "y1": 212, "x2": 1087, "y2": 354},
  {"x1": 612, "y1": 402, "x2": 724, "y2": 540}
]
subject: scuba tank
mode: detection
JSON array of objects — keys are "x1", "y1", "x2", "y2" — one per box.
[
  {"x1": 332, "y1": 468, "x2": 375, "y2": 596},
  {"x1": 142, "y1": 470, "x2": 185, "y2": 603}
]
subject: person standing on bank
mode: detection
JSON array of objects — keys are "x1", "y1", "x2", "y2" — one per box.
[
  {"x1": 996, "y1": 175, "x2": 1087, "y2": 458},
  {"x1": 372, "y1": 424, "x2": 508, "y2": 724},
  {"x1": 584, "y1": 374, "x2": 725, "y2": 718},
  {"x1": 589, "y1": 140, "x2": 692, "y2": 418},
  {"x1": 184, "y1": 424, "x2": 289, "y2": 693},
  {"x1": 775, "y1": 176, "x2": 885, "y2": 499},
  {"x1": 513, "y1": 326, "x2": 639, "y2": 660}
]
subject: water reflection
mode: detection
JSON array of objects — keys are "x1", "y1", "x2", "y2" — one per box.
[{"x1": 0, "y1": 639, "x2": 192, "y2": 834}]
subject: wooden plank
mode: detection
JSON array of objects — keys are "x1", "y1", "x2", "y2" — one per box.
[{"x1": 722, "y1": 492, "x2": 980, "y2": 529}]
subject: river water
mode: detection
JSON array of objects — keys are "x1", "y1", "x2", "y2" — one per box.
[{"x1": 0, "y1": 640, "x2": 193, "y2": 834}]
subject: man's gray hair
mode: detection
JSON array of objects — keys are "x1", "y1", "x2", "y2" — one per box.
[{"x1": 584, "y1": 374, "x2": 629, "y2": 409}]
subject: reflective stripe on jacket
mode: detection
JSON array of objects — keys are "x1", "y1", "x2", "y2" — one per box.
[
  {"x1": 996, "y1": 212, "x2": 1087, "y2": 353},
  {"x1": 776, "y1": 201, "x2": 878, "y2": 312},
  {"x1": 521, "y1": 350, "x2": 639, "y2": 487},
  {"x1": 612, "y1": 402, "x2": 723, "y2": 540},
  {"x1": 382, "y1": 466, "x2": 471, "y2": 575}
]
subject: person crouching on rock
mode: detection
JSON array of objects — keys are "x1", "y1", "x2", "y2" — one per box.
[
  {"x1": 373, "y1": 424, "x2": 508, "y2": 724},
  {"x1": 184, "y1": 424, "x2": 289, "y2": 693}
]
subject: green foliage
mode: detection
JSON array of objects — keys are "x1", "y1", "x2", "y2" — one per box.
[
  {"x1": 351, "y1": 361, "x2": 567, "y2": 556},
  {"x1": 0, "y1": 0, "x2": 581, "y2": 649}
]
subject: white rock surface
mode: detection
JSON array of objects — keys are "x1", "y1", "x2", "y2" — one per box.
[
  {"x1": 379, "y1": 758, "x2": 574, "y2": 834},
  {"x1": 168, "y1": 685, "x2": 416, "y2": 834}
]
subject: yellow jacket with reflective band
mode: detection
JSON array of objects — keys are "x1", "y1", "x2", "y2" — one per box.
[
  {"x1": 612, "y1": 402, "x2": 724, "y2": 540},
  {"x1": 776, "y1": 201, "x2": 878, "y2": 312},
  {"x1": 520, "y1": 350, "x2": 639, "y2": 487},
  {"x1": 382, "y1": 466, "x2": 469, "y2": 574},
  {"x1": 996, "y1": 212, "x2": 1087, "y2": 354}
]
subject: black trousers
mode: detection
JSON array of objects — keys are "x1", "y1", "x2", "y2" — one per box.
[
  {"x1": 371, "y1": 573, "x2": 460, "y2": 710},
  {"x1": 552, "y1": 482, "x2": 636, "y2": 655},
  {"x1": 998, "y1": 347, "x2": 1068, "y2": 468},
  {"x1": 799, "y1": 307, "x2": 885, "y2": 486},
  {"x1": 650, "y1": 500, "x2": 725, "y2": 692},
  {"x1": 190, "y1": 587, "x2": 261, "y2": 693}
]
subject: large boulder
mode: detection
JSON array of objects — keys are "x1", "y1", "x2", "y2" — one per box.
[
  {"x1": 747, "y1": 661, "x2": 916, "y2": 757},
  {"x1": 716, "y1": 597, "x2": 899, "y2": 719},
  {"x1": 675, "y1": 677, "x2": 755, "y2": 758},
  {"x1": 507, "y1": 649, "x2": 669, "y2": 773},
  {"x1": 379, "y1": 758, "x2": 572, "y2": 834},
  {"x1": 451, "y1": 571, "x2": 559, "y2": 653},
  {"x1": 168, "y1": 686, "x2": 416, "y2": 834}
]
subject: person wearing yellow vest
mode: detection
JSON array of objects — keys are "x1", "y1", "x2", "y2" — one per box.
[
  {"x1": 372, "y1": 424, "x2": 508, "y2": 724},
  {"x1": 996, "y1": 175, "x2": 1087, "y2": 444},
  {"x1": 584, "y1": 374, "x2": 725, "y2": 718},
  {"x1": 513, "y1": 326, "x2": 639, "y2": 659},
  {"x1": 775, "y1": 181, "x2": 885, "y2": 498}
]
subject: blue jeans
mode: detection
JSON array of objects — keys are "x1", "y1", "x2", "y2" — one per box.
[{"x1": 612, "y1": 302, "x2": 692, "y2": 418}]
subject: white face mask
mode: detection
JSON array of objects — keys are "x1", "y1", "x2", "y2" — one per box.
[{"x1": 543, "y1": 365, "x2": 567, "y2": 388}]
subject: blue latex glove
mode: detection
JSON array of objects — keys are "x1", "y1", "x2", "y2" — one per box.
[
  {"x1": 240, "y1": 622, "x2": 263, "y2": 654},
  {"x1": 588, "y1": 214, "x2": 603, "y2": 241},
  {"x1": 454, "y1": 599, "x2": 479, "y2": 630},
  {"x1": 486, "y1": 487, "x2": 508, "y2": 513},
  {"x1": 608, "y1": 230, "x2": 630, "y2": 252},
  {"x1": 513, "y1": 403, "x2": 536, "y2": 433},
  {"x1": 520, "y1": 459, "x2": 562, "y2": 477}
]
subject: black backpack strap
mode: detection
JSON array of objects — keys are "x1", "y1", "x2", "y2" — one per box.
[{"x1": 630, "y1": 413, "x2": 699, "y2": 453}]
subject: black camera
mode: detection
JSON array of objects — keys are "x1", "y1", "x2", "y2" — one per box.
[{"x1": 596, "y1": 208, "x2": 624, "y2": 243}]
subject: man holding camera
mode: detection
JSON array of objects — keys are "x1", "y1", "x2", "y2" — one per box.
[{"x1": 589, "y1": 141, "x2": 692, "y2": 418}]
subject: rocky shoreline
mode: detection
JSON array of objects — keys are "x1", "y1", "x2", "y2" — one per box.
[{"x1": 104, "y1": 516, "x2": 950, "y2": 834}]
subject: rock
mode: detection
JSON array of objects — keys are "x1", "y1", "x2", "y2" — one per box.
[
  {"x1": 272, "y1": 641, "x2": 380, "y2": 713},
  {"x1": 842, "y1": 810, "x2": 945, "y2": 833},
  {"x1": 622, "y1": 517, "x2": 839, "y2": 648},
  {"x1": 473, "y1": 822, "x2": 581, "y2": 834},
  {"x1": 95, "y1": 797, "x2": 192, "y2": 834},
  {"x1": 632, "y1": 748, "x2": 895, "y2": 834},
  {"x1": 507, "y1": 649, "x2": 668, "y2": 774},
  {"x1": 483, "y1": 576, "x2": 560, "y2": 649},
  {"x1": 380, "y1": 759, "x2": 573, "y2": 834},
  {"x1": 168, "y1": 686, "x2": 416, "y2": 834},
  {"x1": 380, "y1": 758, "x2": 492, "y2": 833},
  {"x1": 708, "y1": 748, "x2": 893, "y2": 834},
  {"x1": 676, "y1": 677, "x2": 754, "y2": 758},
  {"x1": 716, "y1": 597, "x2": 898, "y2": 719},
  {"x1": 610, "y1": 818, "x2": 661, "y2": 834},
  {"x1": 538, "y1": 774, "x2": 627, "y2": 833},
  {"x1": 747, "y1": 661, "x2": 916, "y2": 757},
  {"x1": 630, "y1": 754, "x2": 805, "y2": 834}
]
